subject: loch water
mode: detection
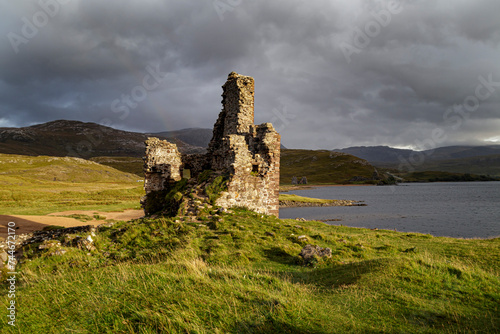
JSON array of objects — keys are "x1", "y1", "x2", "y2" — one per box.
[{"x1": 279, "y1": 182, "x2": 500, "y2": 239}]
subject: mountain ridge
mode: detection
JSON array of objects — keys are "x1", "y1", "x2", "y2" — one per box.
[{"x1": 0, "y1": 120, "x2": 205, "y2": 158}]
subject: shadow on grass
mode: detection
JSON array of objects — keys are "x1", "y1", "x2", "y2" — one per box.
[
  {"x1": 264, "y1": 246, "x2": 299, "y2": 266},
  {"x1": 232, "y1": 318, "x2": 331, "y2": 334},
  {"x1": 268, "y1": 256, "x2": 395, "y2": 289}
]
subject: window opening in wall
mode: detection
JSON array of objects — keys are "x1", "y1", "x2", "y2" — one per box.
[{"x1": 252, "y1": 164, "x2": 259, "y2": 174}]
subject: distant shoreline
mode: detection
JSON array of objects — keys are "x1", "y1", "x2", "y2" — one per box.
[
  {"x1": 280, "y1": 180, "x2": 500, "y2": 192},
  {"x1": 280, "y1": 184, "x2": 374, "y2": 192},
  {"x1": 278, "y1": 194, "x2": 365, "y2": 208},
  {"x1": 279, "y1": 200, "x2": 365, "y2": 208}
]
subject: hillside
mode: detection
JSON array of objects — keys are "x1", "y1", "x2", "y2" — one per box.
[
  {"x1": 280, "y1": 149, "x2": 380, "y2": 185},
  {"x1": 0, "y1": 154, "x2": 140, "y2": 184},
  {"x1": 0, "y1": 154, "x2": 144, "y2": 215},
  {"x1": 90, "y1": 156, "x2": 144, "y2": 177},
  {"x1": 0, "y1": 120, "x2": 205, "y2": 159}
]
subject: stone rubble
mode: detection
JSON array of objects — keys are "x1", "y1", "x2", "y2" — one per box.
[
  {"x1": 0, "y1": 225, "x2": 97, "y2": 268},
  {"x1": 299, "y1": 244, "x2": 332, "y2": 266}
]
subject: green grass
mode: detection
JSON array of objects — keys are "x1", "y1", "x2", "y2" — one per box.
[
  {"x1": 1, "y1": 208, "x2": 498, "y2": 333},
  {"x1": 0, "y1": 154, "x2": 144, "y2": 215}
]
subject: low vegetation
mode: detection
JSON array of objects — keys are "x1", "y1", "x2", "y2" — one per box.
[{"x1": 1, "y1": 208, "x2": 499, "y2": 333}]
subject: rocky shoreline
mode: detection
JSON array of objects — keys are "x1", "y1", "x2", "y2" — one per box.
[{"x1": 279, "y1": 200, "x2": 365, "y2": 208}]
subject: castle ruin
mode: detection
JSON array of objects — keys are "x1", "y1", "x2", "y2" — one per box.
[{"x1": 142, "y1": 72, "x2": 281, "y2": 217}]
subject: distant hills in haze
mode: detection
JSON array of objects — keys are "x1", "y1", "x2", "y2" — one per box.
[
  {"x1": 333, "y1": 145, "x2": 500, "y2": 176},
  {"x1": 334, "y1": 145, "x2": 500, "y2": 164}
]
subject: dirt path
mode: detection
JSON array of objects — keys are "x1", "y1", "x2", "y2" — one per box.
[{"x1": 0, "y1": 210, "x2": 144, "y2": 239}]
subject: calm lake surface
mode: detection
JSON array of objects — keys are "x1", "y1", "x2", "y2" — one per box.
[{"x1": 280, "y1": 182, "x2": 500, "y2": 239}]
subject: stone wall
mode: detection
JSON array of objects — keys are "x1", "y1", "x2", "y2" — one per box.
[
  {"x1": 143, "y1": 137, "x2": 182, "y2": 193},
  {"x1": 142, "y1": 72, "x2": 281, "y2": 217}
]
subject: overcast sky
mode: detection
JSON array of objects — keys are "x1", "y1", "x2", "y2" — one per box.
[{"x1": 1, "y1": 0, "x2": 499, "y2": 149}]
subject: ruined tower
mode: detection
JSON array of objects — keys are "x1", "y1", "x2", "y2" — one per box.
[{"x1": 143, "y1": 72, "x2": 281, "y2": 217}]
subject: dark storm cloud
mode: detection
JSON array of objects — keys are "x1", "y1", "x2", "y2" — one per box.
[{"x1": 0, "y1": 0, "x2": 499, "y2": 148}]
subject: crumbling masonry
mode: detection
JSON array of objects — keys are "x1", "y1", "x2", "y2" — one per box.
[{"x1": 143, "y1": 72, "x2": 281, "y2": 217}]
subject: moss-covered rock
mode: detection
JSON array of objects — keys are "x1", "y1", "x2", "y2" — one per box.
[{"x1": 143, "y1": 179, "x2": 188, "y2": 216}]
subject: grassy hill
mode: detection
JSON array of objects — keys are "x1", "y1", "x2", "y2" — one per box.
[
  {"x1": 280, "y1": 149, "x2": 378, "y2": 185},
  {"x1": 2, "y1": 208, "x2": 499, "y2": 333},
  {"x1": 0, "y1": 154, "x2": 144, "y2": 215}
]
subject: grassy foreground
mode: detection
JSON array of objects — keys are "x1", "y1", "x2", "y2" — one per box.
[{"x1": 1, "y1": 208, "x2": 499, "y2": 333}]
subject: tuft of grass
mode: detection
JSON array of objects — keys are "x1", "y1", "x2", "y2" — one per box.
[{"x1": 204, "y1": 175, "x2": 228, "y2": 205}]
